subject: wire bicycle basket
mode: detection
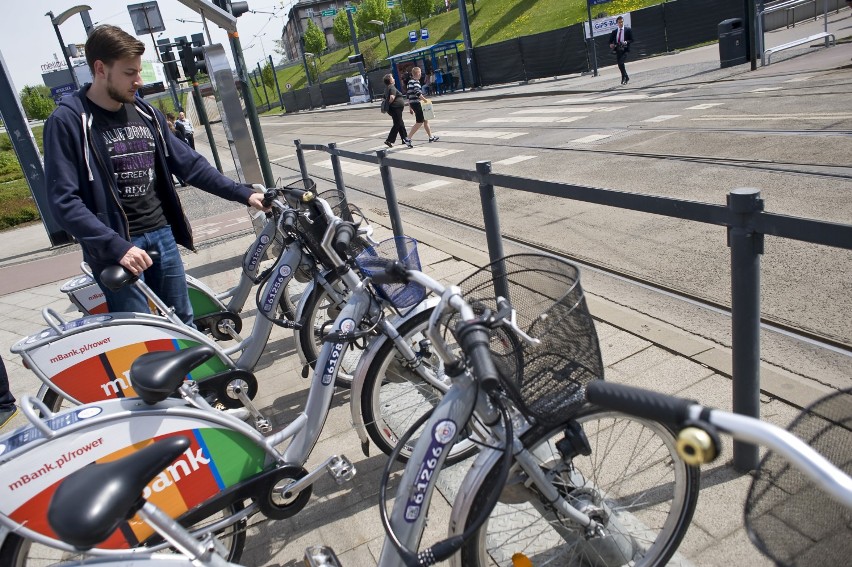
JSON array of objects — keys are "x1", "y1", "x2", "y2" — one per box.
[
  {"x1": 355, "y1": 237, "x2": 427, "y2": 310},
  {"x1": 745, "y1": 387, "x2": 852, "y2": 567},
  {"x1": 447, "y1": 253, "x2": 604, "y2": 426}
]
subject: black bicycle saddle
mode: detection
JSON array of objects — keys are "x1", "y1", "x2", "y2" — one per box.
[
  {"x1": 47, "y1": 436, "x2": 191, "y2": 550},
  {"x1": 130, "y1": 344, "x2": 217, "y2": 404}
]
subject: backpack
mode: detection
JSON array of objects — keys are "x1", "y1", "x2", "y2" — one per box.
[{"x1": 380, "y1": 90, "x2": 389, "y2": 114}]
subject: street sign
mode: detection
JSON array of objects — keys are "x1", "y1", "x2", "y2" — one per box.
[
  {"x1": 286, "y1": 82, "x2": 292, "y2": 89},
  {"x1": 421, "y1": 28, "x2": 429, "y2": 40},
  {"x1": 386, "y1": 0, "x2": 395, "y2": 6},
  {"x1": 321, "y1": 9, "x2": 337, "y2": 16},
  {"x1": 49, "y1": 82, "x2": 75, "y2": 103},
  {"x1": 346, "y1": 6, "x2": 357, "y2": 13},
  {"x1": 409, "y1": 30, "x2": 417, "y2": 43},
  {"x1": 127, "y1": 1, "x2": 166, "y2": 36}
]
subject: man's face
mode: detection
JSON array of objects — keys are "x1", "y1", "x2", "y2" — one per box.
[
  {"x1": 179, "y1": 112, "x2": 185, "y2": 120},
  {"x1": 102, "y1": 56, "x2": 142, "y2": 104},
  {"x1": 617, "y1": 19, "x2": 624, "y2": 28},
  {"x1": 412, "y1": 68, "x2": 421, "y2": 79}
]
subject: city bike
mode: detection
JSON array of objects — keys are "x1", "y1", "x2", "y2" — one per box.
[{"x1": 312, "y1": 253, "x2": 701, "y2": 566}]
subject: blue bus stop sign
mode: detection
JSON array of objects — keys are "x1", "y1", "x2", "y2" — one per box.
[
  {"x1": 421, "y1": 28, "x2": 429, "y2": 40},
  {"x1": 50, "y1": 83, "x2": 76, "y2": 103},
  {"x1": 409, "y1": 30, "x2": 417, "y2": 43}
]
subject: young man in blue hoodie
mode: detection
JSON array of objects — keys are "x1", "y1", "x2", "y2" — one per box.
[{"x1": 44, "y1": 25, "x2": 267, "y2": 325}]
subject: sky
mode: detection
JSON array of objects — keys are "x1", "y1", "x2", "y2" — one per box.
[{"x1": 0, "y1": 0, "x2": 301, "y2": 92}]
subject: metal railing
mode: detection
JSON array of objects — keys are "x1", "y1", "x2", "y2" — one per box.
[
  {"x1": 758, "y1": 0, "x2": 836, "y2": 65},
  {"x1": 293, "y1": 139, "x2": 852, "y2": 472}
]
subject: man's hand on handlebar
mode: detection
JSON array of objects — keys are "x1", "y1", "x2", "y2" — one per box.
[
  {"x1": 248, "y1": 191, "x2": 271, "y2": 212},
  {"x1": 119, "y1": 246, "x2": 153, "y2": 276}
]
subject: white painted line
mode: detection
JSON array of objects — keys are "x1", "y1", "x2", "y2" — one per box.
[
  {"x1": 600, "y1": 94, "x2": 648, "y2": 101},
  {"x1": 311, "y1": 159, "x2": 380, "y2": 177},
  {"x1": 570, "y1": 134, "x2": 612, "y2": 144},
  {"x1": 405, "y1": 146, "x2": 464, "y2": 157},
  {"x1": 557, "y1": 116, "x2": 588, "y2": 123},
  {"x1": 493, "y1": 155, "x2": 537, "y2": 166},
  {"x1": 409, "y1": 180, "x2": 452, "y2": 193},
  {"x1": 685, "y1": 103, "x2": 723, "y2": 110},
  {"x1": 440, "y1": 130, "x2": 528, "y2": 139},
  {"x1": 652, "y1": 92, "x2": 681, "y2": 98},
  {"x1": 642, "y1": 114, "x2": 681, "y2": 123},
  {"x1": 270, "y1": 154, "x2": 295, "y2": 162},
  {"x1": 370, "y1": 130, "x2": 388, "y2": 137},
  {"x1": 692, "y1": 114, "x2": 852, "y2": 121},
  {"x1": 748, "y1": 87, "x2": 783, "y2": 92},
  {"x1": 554, "y1": 97, "x2": 599, "y2": 103},
  {"x1": 265, "y1": 120, "x2": 389, "y2": 125},
  {"x1": 785, "y1": 75, "x2": 813, "y2": 82},
  {"x1": 337, "y1": 138, "x2": 366, "y2": 145},
  {"x1": 480, "y1": 116, "x2": 555, "y2": 123},
  {"x1": 511, "y1": 106, "x2": 623, "y2": 114}
]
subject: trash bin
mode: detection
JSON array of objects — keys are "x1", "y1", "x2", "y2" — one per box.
[{"x1": 719, "y1": 18, "x2": 748, "y2": 68}]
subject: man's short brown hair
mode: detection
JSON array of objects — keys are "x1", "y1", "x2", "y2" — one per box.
[{"x1": 85, "y1": 25, "x2": 145, "y2": 72}]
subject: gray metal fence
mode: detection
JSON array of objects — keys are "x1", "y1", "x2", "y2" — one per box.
[{"x1": 293, "y1": 139, "x2": 852, "y2": 472}]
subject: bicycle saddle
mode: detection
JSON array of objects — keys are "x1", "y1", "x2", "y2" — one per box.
[
  {"x1": 47, "y1": 436, "x2": 191, "y2": 550},
  {"x1": 130, "y1": 344, "x2": 217, "y2": 404}
]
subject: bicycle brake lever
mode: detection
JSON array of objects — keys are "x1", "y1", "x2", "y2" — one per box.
[{"x1": 495, "y1": 296, "x2": 541, "y2": 346}]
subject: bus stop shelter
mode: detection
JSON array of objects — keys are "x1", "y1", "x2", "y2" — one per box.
[{"x1": 386, "y1": 40, "x2": 466, "y2": 95}]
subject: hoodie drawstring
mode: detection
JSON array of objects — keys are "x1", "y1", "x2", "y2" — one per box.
[
  {"x1": 135, "y1": 103, "x2": 170, "y2": 158},
  {"x1": 82, "y1": 112, "x2": 94, "y2": 182}
]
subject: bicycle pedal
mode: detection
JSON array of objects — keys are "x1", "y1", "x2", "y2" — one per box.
[
  {"x1": 255, "y1": 418, "x2": 273, "y2": 433},
  {"x1": 304, "y1": 545, "x2": 342, "y2": 567},
  {"x1": 325, "y1": 455, "x2": 356, "y2": 484}
]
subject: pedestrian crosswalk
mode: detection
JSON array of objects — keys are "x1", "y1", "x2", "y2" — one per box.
[{"x1": 311, "y1": 159, "x2": 380, "y2": 177}]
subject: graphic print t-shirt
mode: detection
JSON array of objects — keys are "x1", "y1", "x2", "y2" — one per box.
[{"x1": 89, "y1": 102, "x2": 166, "y2": 236}]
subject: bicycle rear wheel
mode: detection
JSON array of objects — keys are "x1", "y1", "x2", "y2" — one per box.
[
  {"x1": 456, "y1": 407, "x2": 699, "y2": 567},
  {"x1": 0, "y1": 500, "x2": 247, "y2": 566}
]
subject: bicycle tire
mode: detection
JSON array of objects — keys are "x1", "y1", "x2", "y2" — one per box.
[
  {"x1": 296, "y1": 272, "x2": 362, "y2": 388},
  {"x1": 456, "y1": 407, "x2": 699, "y2": 567},
  {"x1": 0, "y1": 499, "x2": 247, "y2": 566},
  {"x1": 360, "y1": 308, "x2": 479, "y2": 464}
]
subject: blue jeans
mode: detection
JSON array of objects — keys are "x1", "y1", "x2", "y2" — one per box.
[
  {"x1": 0, "y1": 358, "x2": 15, "y2": 411},
  {"x1": 93, "y1": 226, "x2": 194, "y2": 326}
]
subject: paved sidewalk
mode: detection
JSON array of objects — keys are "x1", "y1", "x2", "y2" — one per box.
[{"x1": 1, "y1": 18, "x2": 850, "y2": 564}]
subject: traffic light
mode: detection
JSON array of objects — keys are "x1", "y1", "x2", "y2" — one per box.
[
  {"x1": 211, "y1": 0, "x2": 249, "y2": 17},
  {"x1": 191, "y1": 34, "x2": 207, "y2": 75},
  {"x1": 177, "y1": 36, "x2": 196, "y2": 79},
  {"x1": 348, "y1": 53, "x2": 364, "y2": 65},
  {"x1": 157, "y1": 38, "x2": 179, "y2": 82}
]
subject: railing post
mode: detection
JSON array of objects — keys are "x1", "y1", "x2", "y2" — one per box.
[
  {"x1": 477, "y1": 161, "x2": 509, "y2": 300},
  {"x1": 327, "y1": 143, "x2": 352, "y2": 221},
  {"x1": 727, "y1": 188, "x2": 764, "y2": 473},
  {"x1": 294, "y1": 139, "x2": 311, "y2": 191},
  {"x1": 377, "y1": 149, "x2": 407, "y2": 260}
]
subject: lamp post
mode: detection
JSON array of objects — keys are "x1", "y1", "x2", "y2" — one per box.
[
  {"x1": 46, "y1": 5, "x2": 92, "y2": 89},
  {"x1": 369, "y1": 19, "x2": 390, "y2": 58}
]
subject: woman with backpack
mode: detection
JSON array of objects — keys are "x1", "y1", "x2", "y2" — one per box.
[{"x1": 382, "y1": 74, "x2": 412, "y2": 148}]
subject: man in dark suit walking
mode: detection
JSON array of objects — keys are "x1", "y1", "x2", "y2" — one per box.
[{"x1": 609, "y1": 16, "x2": 633, "y2": 85}]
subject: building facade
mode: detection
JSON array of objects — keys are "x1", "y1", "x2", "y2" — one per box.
[{"x1": 283, "y1": 0, "x2": 351, "y2": 62}]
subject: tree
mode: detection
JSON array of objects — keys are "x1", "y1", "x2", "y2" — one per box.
[
  {"x1": 19, "y1": 86, "x2": 55, "y2": 120},
  {"x1": 303, "y1": 19, "x2": 326, "y2": 59},
  {"x1": 332, "y1": 11, "x2": 354, "y2": 53},
  {"x1": 272, "y1": 38, "x2": 289, "y2": 63},
  {"x1": 408, "y1": 0, "x2": 433, "y2": 28},
  {"x1": 360, "y1": 43, "x2": 379, "y2": 71},
  {"x1": 261, "y1": 62, "x2": 275, "y2": 90},
  {"x1": 355, "y1": 0, "x2": 391, "y2": 32}
]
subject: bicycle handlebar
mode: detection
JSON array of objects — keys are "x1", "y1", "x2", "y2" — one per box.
[
  {"x1": 456, "y1": 324, "x2": 501, "y2": 393},
  {"x1": 586, "y1": 381, "x2": 697, "y2": 426}
]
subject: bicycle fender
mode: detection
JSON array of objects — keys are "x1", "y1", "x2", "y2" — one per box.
[{"x1": 349, "y1": 296, "x2": 440, "y2": 448}]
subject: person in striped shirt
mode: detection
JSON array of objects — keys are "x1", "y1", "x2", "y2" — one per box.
[{"x1": 406, "y1": 66, "x2": 439, "y2": 143}]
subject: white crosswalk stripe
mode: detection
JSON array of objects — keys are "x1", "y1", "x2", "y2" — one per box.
[
  {"x1": 511, "y1": 105, "x2": 625, "y2": 114},
  {"x1": 569, "y1": 134, "x2": 612, "y2": 144},
  {"x1": 311, "y1": 159, "x2": 380, "y2": 177},
  {"x1": 409, "y1": 180, "x2": 452, "y2": 192},
  {"x1": 440, "y1": 130, "x2": 527, "y2": 139},
  {"x1": 749, "y1": 87, "x2": 783, "y2": 92},
  {"x1": 685, "y1": 103, "x2": 723, "y2": 110},
  {"x1": 405, "y1": 146, "x2": 464, "y2": 157},
  {"x1": 493, "y1": 155, "x2": 537, "y2": 165},
  {"x1": 642, "y1": 115, "x2": 681, "y2": 122}
]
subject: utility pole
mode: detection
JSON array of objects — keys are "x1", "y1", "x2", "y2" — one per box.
[
  {"x1": 458, "y1": 0, "x2": 479, "y2": 88},
  {"x1": 585, "y1": 0, "x2": 599, "y2": 76},
  {"x1": 347, "y1": 7, "x2": 369, "y2": 98}
]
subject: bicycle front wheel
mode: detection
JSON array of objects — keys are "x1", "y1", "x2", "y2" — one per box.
[
  {"x1": 456, "y1": 407, "x2": 699, "y2": 567},
  {"x1": 360, "y1": 308, "x2": 479, "y2": 464}
]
